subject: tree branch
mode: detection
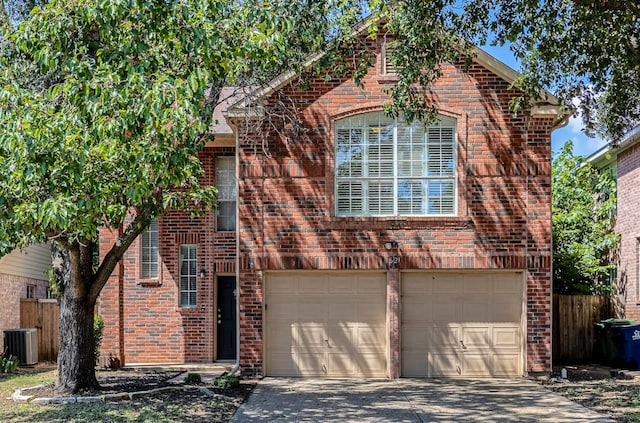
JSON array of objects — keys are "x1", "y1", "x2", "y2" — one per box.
[
  {"x1": 89, "y1": 212, "x2": 151, "y2": 302},
  {"x1": 571, "y1": 0, "x2": 640, "y2": 16}
]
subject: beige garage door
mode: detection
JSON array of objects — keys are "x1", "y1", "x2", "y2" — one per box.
[
  {"x1": 402, "y1": 272, "x2": 524, "y2": 377},
  {"x1": 265, "y1": 272, "x2": 387, "y2": 377}
]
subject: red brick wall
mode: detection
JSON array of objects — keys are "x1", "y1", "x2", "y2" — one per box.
[
  {"x1": 616, "y1": 143, "x2": 640, "y2": 319},
  {"x1": 100, "y1": 37, "x2": 554, "y2": 374},
  {"x1": 236, "y1": 37, "x2": 553, "y2": 375},
  {"x1": 99, "y1": 146, "x2": 237, "y2": 365}
]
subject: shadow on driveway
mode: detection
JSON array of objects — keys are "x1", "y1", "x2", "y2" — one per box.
[{"x1": 231, "y1": 378, "x2": 614, "y2": 422}]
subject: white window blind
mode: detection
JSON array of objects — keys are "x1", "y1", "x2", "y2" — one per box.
[
  {"x1": 140, "y1": 219, "x2": 159, "y2": 279},
  {"x1": 179, "y1": 245, "x2": 197, "y2": 307},
  {"x1": 335, "y1": 112, "x2": 456, "y2": 217},
  {"x1": 216, "y1": 156, "x2": 237, "y2": 231}
]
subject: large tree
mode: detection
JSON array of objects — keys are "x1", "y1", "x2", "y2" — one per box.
[
  {"x1": 375, "y1": 0, "x2": 640, "y2": 140},
  {"x1": 0, "y1": 0, "x2": 365, "y2": 393},
  {"x1": 552, "y1": 141, "x2": 619, "y2": 295}
]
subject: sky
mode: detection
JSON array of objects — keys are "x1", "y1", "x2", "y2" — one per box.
[{"x1": 480, "y1": 45, "x2": 609, "y2": 159}]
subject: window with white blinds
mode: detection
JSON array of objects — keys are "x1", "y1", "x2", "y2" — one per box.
[
  {"x1": 335, "y1": 112, "x2": 456, "y2": 217},
  {"x1": 216, "y1": 156, "x2": 237, "y2": 231},
  {"x1": 179, "y1": 245, "x2": 197, "y2": 307},
  {"x1": 140, "y1": 219, "x2": 159, "y2": 279}
]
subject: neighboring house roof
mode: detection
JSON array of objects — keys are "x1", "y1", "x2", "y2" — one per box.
[
  {"x1": 589, "y1": 125, "x2": 640, "y2": 169},
  {"x1": 210, "y1": 87, "x2": 241, "y2": 136},
  {"x1": 224, "y1": 18, "x2": 568, "y2": 121}
]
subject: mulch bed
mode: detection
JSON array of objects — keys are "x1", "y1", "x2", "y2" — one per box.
[{"x1": 18, "y1": 368, "x2": 255, "y2": 422}]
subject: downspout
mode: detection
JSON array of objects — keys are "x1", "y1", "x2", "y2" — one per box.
[{"x1": 228, "y1": 125, "x2": 241, "y2": 376}]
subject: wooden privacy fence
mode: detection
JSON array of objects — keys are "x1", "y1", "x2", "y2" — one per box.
[
  {"x1": 553, "y1": 294, "x2": 613, "y2": 363},
  {"x1": 20, "y1": 298, "x2": 59, "y2": 362}
]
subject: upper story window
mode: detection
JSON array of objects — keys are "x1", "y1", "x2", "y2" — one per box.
[
  {"x1": 140, "y1": 219, "x2": 159, "y2": 279},
  {"x1": 216, "y1": 156, "x2": 236, "y2": 231},
  {"x1": 335, "y1": 112, "x2": 456, "y2": 217}
]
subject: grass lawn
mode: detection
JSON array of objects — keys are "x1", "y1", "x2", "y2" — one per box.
[{"x1": 0, "y1": 366, "x2": 249, "y2": 422}]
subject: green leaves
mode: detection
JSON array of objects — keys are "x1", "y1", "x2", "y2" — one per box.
[{"x1": 552, "y1": 141, "x2": 620, "y2": 294}]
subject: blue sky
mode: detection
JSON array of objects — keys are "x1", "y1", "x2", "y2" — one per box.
[{"x1": 480, "y1": 45, "x2": 608, "y2": 159}]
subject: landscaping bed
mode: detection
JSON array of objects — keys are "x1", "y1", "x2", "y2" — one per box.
[
  {"x1": 0, "y1": 365, "x2": 255, "y2": 422},
  {"x1": 539, "y1": 365, "x2": 640, "y2": 422}
]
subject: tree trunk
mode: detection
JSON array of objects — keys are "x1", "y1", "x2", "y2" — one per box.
[
  {"x1": 53, "y1": 243, "x2": 99, "y2": 393},
  {"x1": 57, "y1": 289, "x2": 99, "y2": 393}
]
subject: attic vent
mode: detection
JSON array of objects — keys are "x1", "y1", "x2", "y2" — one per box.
[{"x1": 381, "y1": 43, "x2": 399, "y2": 76}]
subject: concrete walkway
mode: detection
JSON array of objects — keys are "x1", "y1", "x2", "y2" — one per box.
[{"x1": 231, "y1": 378, "x2": 614, "y2": 422}]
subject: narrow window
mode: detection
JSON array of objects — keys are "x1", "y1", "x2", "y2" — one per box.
[
  {"x1": 216, "y1": 156, "x2": 237, "y2": 231},
  {"x1": 140, "y1": 219, "x2": 159, "y2": 279},
  {"x1": 179, "y1": 245, "x2": 197, "y2": 307},
  {"x1": 26, "y1": 284, "x2": 36, "y2": 299}
]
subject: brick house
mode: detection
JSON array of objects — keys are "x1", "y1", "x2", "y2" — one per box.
[
  {"x1": 99, "y1": 34, "x2": 567, "y2": 377},
  {"x1": 590, "y1": 126, "x2": 640, "y2": 320},
  {"x1": 0, "y1": 244, "x2": 51, "y2": 352}
]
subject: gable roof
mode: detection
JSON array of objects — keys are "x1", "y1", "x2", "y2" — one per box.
[{"x1": 224, "y1": 19, "x2": 568, "y2": 121}]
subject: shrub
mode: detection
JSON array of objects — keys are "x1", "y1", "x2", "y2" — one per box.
[
  {"x1": 1, "y1": 349, "x2": 18, "y2": 373},
  {"x1": 94, "y1": 315, "x2": 104, "y2": 365},
  {"x1": 185, "y1": 373, "x2": 202, "y2": 384},
  {"x1": 212, "y1": 374, "x2": 240, "y2": 389}
]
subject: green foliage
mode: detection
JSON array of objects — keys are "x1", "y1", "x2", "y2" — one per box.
[
  {"x1": 212, "y1": 374, "x2": 239, "y2": 389},
  {"x1": 552, "y1": 141, "x2": 620, "y2": 294},
  {"x1": 0, "y1": 350, "x2": 18, "y2": 374},
  {"x1": 93, "y1": 315, "x2": 104, "y2": 365},
  {"x1": 374, "y1": 1, "x2": 640, "y2": 141},
  {"x1": 184, "y1": 372, "x2": 202, "y2": 384},
  {"x1": 0, "y1": 0, "x2": 370, "y2": 392}
]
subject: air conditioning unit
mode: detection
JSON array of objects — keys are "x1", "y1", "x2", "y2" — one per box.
[{"x1": 3, "y1": 328, "x2": 38, "y2": 365}]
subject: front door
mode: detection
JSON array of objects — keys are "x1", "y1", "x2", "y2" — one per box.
[{"x1": 217, "y1": 276, "x2": 237, "y2": 360}]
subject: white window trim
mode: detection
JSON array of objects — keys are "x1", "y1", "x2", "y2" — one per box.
[
  {"x1": 140, "y1": 219, "x2": 159, "y2": 279},
  {"x1": 179, "y1": 245, "x2": 198, "y2": 308},
  {"x1": 335, "y1": 112, "x2": 457, "y2": 217},
  {"x1": 216, "y1": 156, "x2": 237, "y2": 232}
]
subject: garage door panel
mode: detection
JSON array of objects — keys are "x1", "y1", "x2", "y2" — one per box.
[
  {"x1": 462, "y1": 302, "x2": 490, "y2": 321},
  {"x1": 401, "y1": 272, "x2": 524, "y2": 378},
  {"x1": 431, "y1": 301, "x2": 459, "y2": 322},
  {"x1": 493, "y1": 297, "x2": 522, "y2": 321},
  {"x1": 462, "y1": 352, "x2": 491, "y2": 377},
  {"x1": 266, "y1": 272, "x2": 387, "y2": 377},
  {"x1": 402, "y1": 353, "x2": 428, "y2": 377},
  {"x1": 402, "y1": 324, "x2": 427, "y2": 349},
  {"x1": 461, "y1": 326, "x2": 491, "y2": 348},
  {"x1": 427, "y1": 325, "x2": 459, "y2": 348},
  {"x1": 492, "y1": 352, "x2": 521, "y2": 377},
  {"x1": 328, "y1": 275, "x2": 357, "y2": 294},
  {"x1": 429, "y1": 352, "x2": 460, "y2": 376},
  {"x1": 403, "y1": 300, "x2": 433, "y2": 322},
  {"x1": 357, "y1": 352, "x2": 387, "y2": 375},
  {"x1": 356, "y1": 325, "x2": 386, "y2": 348},
  {"x1": 267, "y1": 325, "x2": 294, "y2": 350},
  {"x1": 493, "y1": 327, "x2": 520, "y2": 348},
  {"x1": 357, "y1": 274, "x2": 387, "y2": 293}
]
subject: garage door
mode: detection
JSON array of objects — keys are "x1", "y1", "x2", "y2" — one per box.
[
  {"x1": 265, "y1": 272, "x2": 387, "y2": 377},
  {"x1": 402, "y1": 272, "x2": 523, "y2": 377}
]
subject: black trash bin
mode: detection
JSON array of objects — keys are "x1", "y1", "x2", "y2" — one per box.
[{"x1": 595, "y1": 319, "x2": 640, "y2": 369}]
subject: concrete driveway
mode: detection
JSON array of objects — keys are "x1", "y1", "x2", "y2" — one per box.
[{"x1": 230, "y1": 378, "x2": 614, "y2": 422}]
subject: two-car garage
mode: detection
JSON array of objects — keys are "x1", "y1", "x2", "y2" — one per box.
[{"x1": 264, "y1": 271, "x2": 525, "y2": 378}]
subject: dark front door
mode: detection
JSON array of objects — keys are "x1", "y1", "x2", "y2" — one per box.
[{"x1": 217, "y1": 276, "x2": 237, "y2": 360}]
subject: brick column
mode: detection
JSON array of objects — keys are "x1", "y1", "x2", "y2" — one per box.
[{"x1": 387, "y1": 266, "x2": 400, "y2": 378}]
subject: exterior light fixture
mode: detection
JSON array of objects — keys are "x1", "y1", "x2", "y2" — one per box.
[{"x1": 385, "y1": 240, "x2": 400, "y2": 250}]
